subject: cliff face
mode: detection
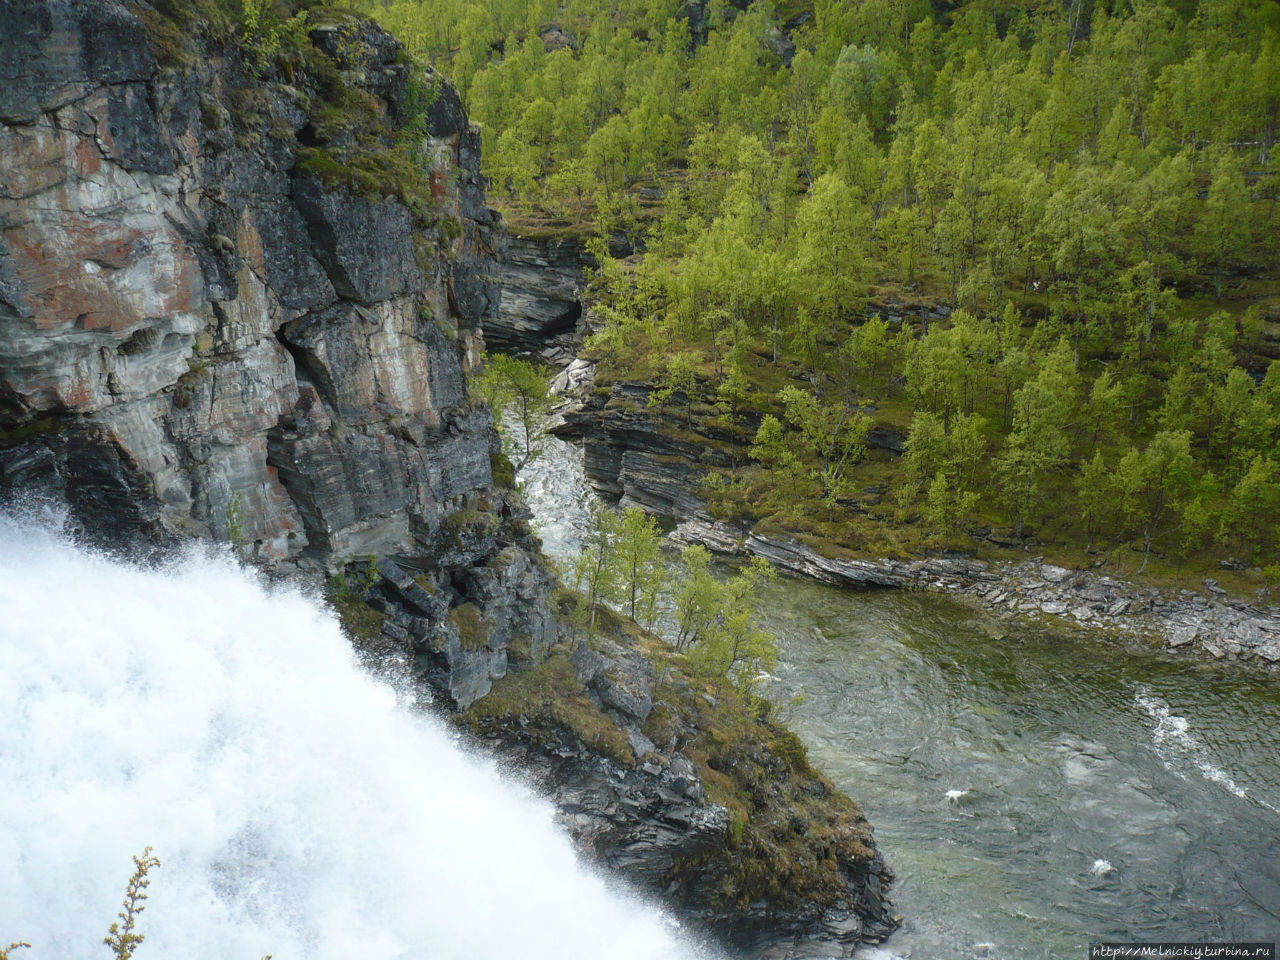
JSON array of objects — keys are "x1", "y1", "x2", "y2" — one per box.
[
  {"x1": 0, "y1": 0, "x2": 502, "y2": 566},
  {"x1": 0, "y1": 5, "x2": 897, "y2": 950},
  {"x1": 486, "y1": 234, "x2": 586, "y2": 357}
]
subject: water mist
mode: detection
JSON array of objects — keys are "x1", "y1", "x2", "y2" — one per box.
[{"x1": 0, "y1": 511, "x2": 707, "y2": 960}]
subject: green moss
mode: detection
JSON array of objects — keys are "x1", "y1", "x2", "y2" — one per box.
[
  {"x1": 447, "y1": 602, "x2": 491, "y2": 651},
  {"x1": 0, "y1": 415, "x2": 62, "y2": 449},
  {"x1": 440, "y1": 509, "x2": 499, "y2": 548},
  {"x1": 297, "y1": 144, "x2": 435, "y2": 216},
  {"x1": 631, "y1": 630, "x2": 875, "y2": 914},
  {"x1": 439, "y1": 216, "x2": 464, "y2": 244},
  {"x1": 459, "y1": 646, "x2": 634, "y2": 765},
  {"x1": 461, "y1": 587, "x2": 879, "y2": 917},
  {"x1": 490, "y1": 450, "x2": 517, "y2": 490},
  {"x1": 331, "y1": 593, "x2": 386, "y2": 645},
  {"x1": 127, "y1": 0, "x2": 235, "y2": 67}
]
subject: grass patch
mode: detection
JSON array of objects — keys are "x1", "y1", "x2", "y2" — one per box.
[
  {"x1": 331, "y1": 592, "x2": 386, "y2": 645},
  {"x1": 459, "y1": 644, "x2": 633, "y2": 765},
  {"x1": 490, "y1": 450, "x2": 516, "y2": 489},
  {"x1": 447, "y1": 601, "x2": 491, "y2": 651}
]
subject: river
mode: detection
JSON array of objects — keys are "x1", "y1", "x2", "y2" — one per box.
[{"x1": 521, "y1": 428, "x2": 1280, "y2": 959}]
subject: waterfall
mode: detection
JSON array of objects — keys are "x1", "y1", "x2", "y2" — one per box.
[{"x1": 0, "y1": 509, "x2": 707, "y2": 960}]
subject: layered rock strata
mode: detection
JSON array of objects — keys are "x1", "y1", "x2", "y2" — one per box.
[
  {"x1": 556, "y1": 379, "x2": 1280, "y2": 669},
  {"x1": 0, "y1": 0, "x2": 500, "y2": 565},
  {"x1": 456, "y1": 601, "x2": 898, "y2": 955},
  {"x1": 0, "y1": 4, "x2": 898, "y2": 953},
  {"x1": 0, "y1": 0, "x2": 537, "y2": 709}
]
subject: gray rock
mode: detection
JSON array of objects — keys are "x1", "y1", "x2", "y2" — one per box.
[
  {"x1": 1041, "y1": 564, "x2": 1072, "y2": 583},
  {"x1": 293, "y1": 176, "x2": 421, "y2": 305},
  {"x1": 591, "y1": 666, "x2": 654, "y2": 722},
  {"x1": 0, "y1": 3, "x2": 505, "y2": 567}
]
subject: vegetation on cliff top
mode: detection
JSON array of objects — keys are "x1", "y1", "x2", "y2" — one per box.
[
  {"x1": 460, "y1": 594, "x2": 877, "y2": 916},
  {"x1": 132, "y1": 0, "x2": 452, "y2": 222},
  {"x1": 363, "y1": 0, "x2": 1280, "y2": 597}
]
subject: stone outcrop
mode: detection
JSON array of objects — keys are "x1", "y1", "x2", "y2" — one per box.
[
  {"x1": 0, "y1": 0, "x2": 549, "y2": 713},
  {"x1": 555, "y1": 379, "x2": 746, "y2": 518},
  {"x1": 486, "y1": 230, "x2": 633, "y2": 362},
  {"x1": 0, "y1": 0, "x2": 501, "y2": 567},
  {"x1": 458, "y1": 604, "x2": 898, "y2": 955},
  {"x1": 487, "y1": 233, "x2": 587, "y2": 357},
  {"x1": 667, "y1": 519, "x2": 1280, "y2": 671}
]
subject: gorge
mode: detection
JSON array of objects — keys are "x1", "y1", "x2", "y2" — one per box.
[
  {"x1": 4, "y1": 0, "x2": 1280, "y2": 957},
  {"x1": 0, "y1": 1, "x2": 891, "y2": 956}
]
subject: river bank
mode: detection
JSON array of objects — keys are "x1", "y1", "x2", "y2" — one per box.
[
  {"x1": 666, "y1": 517, "x2": 1280, "y2": 671},
  {"x1": 547, "y1": 370, "x2": 1280, "y2": 675},
  {"x1": 518, "y1": 420, "x2": 1280, "y2": 960}
]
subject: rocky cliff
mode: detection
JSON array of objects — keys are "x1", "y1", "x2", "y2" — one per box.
[
  {"x1": 486, "y1": 228, "x2": 635, "y2": 362},
  {"x1": 0, "y1": 0, "x2": 555, "y2": 706},
  {"x1": 0, "y1": 0, "x2": 505, "y2": 565},
  {"x1": 0, "y1": 3, "x2": 897, "y2": 952}
]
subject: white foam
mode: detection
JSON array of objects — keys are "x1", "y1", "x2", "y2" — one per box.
[
  {"x1": 1135, "y1": 687, "x2": 1272, "y2": 812},
  {"x1": 1089, "y1": 859, "x2": 1114, "y2": 877},
  {"x1": 0, "y1": 514, "x2": 708, "y2": 960}
]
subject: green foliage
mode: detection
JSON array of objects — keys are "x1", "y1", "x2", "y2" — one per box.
[
  {"x1": 569, "y1": 506, "x2": 622, "y2": 643},
  {"x1": 490, "y1": 450, "x2": 517, "y2": 490},
  {"x1": 398, "y1": 70, "x2": 444, "y2": 142},
  {"x1": 649, "y1": 352, "x2": 699, "y2": 423},
  {"x1": 461, "y1": 641, "x2": 633, "y2": 764},
  {"x1": 774, "y1": 385, "x2": 872, "y2": 504},
  {"x1": 674, "y1": 547, "x2": 779, "y2": 694},
  {"x1": 328, "y1": 558, "x2": 386, "y2": 643},
  {"x1": 614, "y1": 507, "x2": 667, "y2": 630},
  {"x1": 448, "y1": 601, "x2": 493, "y2": 650},
  {"x1": 472, "y1": 353, "x2": 553, "y2": 470},
  {"x1": 1116, "y1": 431, "x2": 1200, "y2": 572},
  {"x1": 330, "y1": 557, "x2": 379, "y2": 603},
  {"x1": 238, "y1": 0, "x2": 311, "y2": 76},
  {"x1": 357, "y1": 0, "x2": 1280, "y2": 581}
]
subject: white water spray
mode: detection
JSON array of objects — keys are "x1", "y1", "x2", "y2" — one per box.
[
  {"x1": 0, "y1": 512, "x2": 708, "y2": 960},
  {"x1": 1135, "y1": 686, "x2": 1280, "y2": 815}
]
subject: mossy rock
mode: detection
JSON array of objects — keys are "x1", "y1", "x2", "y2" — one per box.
[
  {"x1": 440, "y1": 508, "x2": 499, "y2": 548},
  {"x1": 0, "y1": 415, "x2": 63, "y2": 450},
  {"x1": 447, "y1": 601, "x2": 491, "y2": 651},
  {"x1": 331, "y1": 593, "x2": 386, "y2": 645},
  {"x1": 459, "y1": 644, "x2": 634, "y2": 766},
  {"x1": 490, "y1": 450, "x2": 517, "y2": 490}
]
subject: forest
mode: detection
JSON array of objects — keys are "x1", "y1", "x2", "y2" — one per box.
[{"x1": 357, "y1": 0, "x2": 1280, "y2": 589}]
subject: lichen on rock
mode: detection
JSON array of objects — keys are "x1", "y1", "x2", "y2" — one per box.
[{"x1": 0, "y1": 0, "x2": 502, "y2": 564}]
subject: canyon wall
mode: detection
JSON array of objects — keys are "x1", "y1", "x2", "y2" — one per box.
[{"x1": 0, "y1": 0, "x2": 504, "y2": 566}]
